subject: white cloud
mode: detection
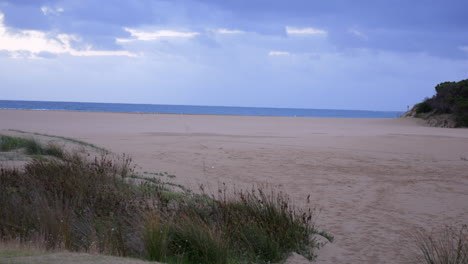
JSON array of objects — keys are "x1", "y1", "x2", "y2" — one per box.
[
  {"x1": 348, "y1": 28, "x2": 368, "y2": 40},
  {"x1": 286, "y1": 26, "x2": 327, "y2": 35},
  {"x1": 40, "y1": 6, "x2": 64, "y2": 16},
  {"x1": 269, "y1": 51, "x2": 291, "y2": 56},
  {"x1": 117, "y1": 27, "x2": 199, "y2": 42},
  {"x1": 460, "y1": 46, "x2": 468, "y2": 52},
  {"x1": 216, "y1": 29, "x2": 245, "y2": 34},
  {"x1": 0, "y1": 13, "x2": 136, "y2": 58}
]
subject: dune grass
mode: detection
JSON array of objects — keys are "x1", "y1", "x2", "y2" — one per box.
[
  {"x1": 0, "y1": 135, "x2": 64, "y2": 159},
  {"x1": 0, "y1": 140, "x2": 328, "y2": 264},
  {"x1": 7, "y1": 129, "x2": 109, "y2": 153},
  {"x1": 409, "y1": 225, "x2": 468, "y2": 264},
  {"x1": 144, "y1": 187, "x2": 323, "y2": 264}
]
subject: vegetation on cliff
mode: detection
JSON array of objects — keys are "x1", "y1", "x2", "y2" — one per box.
[{"x1": 413, "y1": 79, "x2": 468, "y2": 127}]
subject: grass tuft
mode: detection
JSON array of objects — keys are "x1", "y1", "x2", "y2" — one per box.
[{"x1": 409, "y1": 225, "x2": 468, "y2": 264}]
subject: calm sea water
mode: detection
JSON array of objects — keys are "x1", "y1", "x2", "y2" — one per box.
[{"x1": 0, "y1": 100, "x2": 403, "y2": 118}]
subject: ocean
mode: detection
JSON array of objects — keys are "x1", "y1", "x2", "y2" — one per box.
[{"x1": 0, "y1": 100, "x2": 403, "y2": 118}]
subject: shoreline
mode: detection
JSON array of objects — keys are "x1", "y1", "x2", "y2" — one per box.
[{"x1": 0, "y1": 108, "x2": 404, "y2": 120}]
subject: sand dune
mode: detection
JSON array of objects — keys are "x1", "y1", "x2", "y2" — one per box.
[{"x1": 1, "y1": 109, "x2": 467, "y2": 264}]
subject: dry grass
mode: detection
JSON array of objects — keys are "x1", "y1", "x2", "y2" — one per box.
[{"x1": 409, "y1": 225, "x2": 468, "y2": 264}]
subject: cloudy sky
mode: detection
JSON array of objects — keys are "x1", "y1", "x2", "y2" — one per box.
[{"x1": 1, "y1": 0, "x2": 467, "y2": 111}]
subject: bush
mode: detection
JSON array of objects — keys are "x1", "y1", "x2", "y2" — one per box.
[
  {"x1": 417, "y1": 79, "x2": 468, "y2": 126},
  {"x1": 415, "y1": 101, "x2": 433, "y2": 114},
  {"x1": 455, "y1": 114, "x2": 468, "y2": 128}
]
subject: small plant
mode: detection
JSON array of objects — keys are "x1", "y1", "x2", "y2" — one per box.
[{"x1": 409, "y1": 225, "x2": 468, "y2": 264}]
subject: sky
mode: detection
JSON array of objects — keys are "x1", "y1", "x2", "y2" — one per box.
[{"x1": 0, "y1": 0, "x2": 467, "y2": 111}]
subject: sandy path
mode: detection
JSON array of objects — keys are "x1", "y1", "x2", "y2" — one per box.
[
  {"x1": 1, "y1": 109, "x2": 467, "y2": 263},
  {"x1": 0, "y1": 252, "x2": 159, "y2": 264}
]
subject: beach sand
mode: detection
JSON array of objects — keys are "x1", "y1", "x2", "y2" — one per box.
[{"x1": 1, "y1": 109, "x2": 467, "y2": 264}]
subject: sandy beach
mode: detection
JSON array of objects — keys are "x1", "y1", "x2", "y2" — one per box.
[{"x1": 1, "y1": 109, "x2": 467, "y2": 264}]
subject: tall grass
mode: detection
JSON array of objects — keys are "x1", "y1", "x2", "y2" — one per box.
[
  {"x1": 410, "y1": 225, "x2": 468, "y2": 264},
  {"x1": 145, "y1": 188, "x2": 327, "y2": 264},
  {"x1": 0, "y1": 142, "x2": 328, "y2": 263},
  {"x1": 146, "y1": 215, "x2": 232, "y2": 264},
  {"x1": 221, "y1": 189, "x2": 319, "y2": 262},
  {"x1": 0, "y1": 151, "x2": 147, "y2": 256}
]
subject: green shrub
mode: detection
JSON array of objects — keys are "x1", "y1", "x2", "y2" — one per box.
[
  {"x1": 455, "y1": 114, "x2": 468, "y2": 128},
  {"x1": 415, "y1": 101, "x2": 433, "y2": 114},
  {"x1": 454, "y1": 97, "x2": 468, "y2": 111},
  {"x1": 416, "y1": 79, "x2": 468, "y2": 126}
]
